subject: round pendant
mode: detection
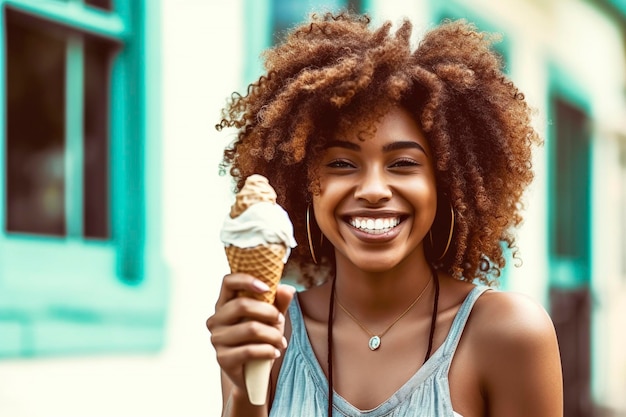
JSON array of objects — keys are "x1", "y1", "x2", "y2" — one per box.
[{"x1": 368, "y1": 336, "x2": 381, "y2": 351}]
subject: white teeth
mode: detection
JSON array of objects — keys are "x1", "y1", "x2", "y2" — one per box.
[{"x1": 349, "y1": 217, "x2": 401, "y2": 234}]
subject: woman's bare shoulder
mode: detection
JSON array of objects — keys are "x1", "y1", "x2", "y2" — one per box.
[
  {"x1": 466, "y1": 289, "x2": 563, "y2": 415},
  {"x1": 470, "y1": 289, "x2": 557, "y2": 347}
]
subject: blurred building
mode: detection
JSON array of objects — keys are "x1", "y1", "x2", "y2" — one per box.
[{"x1": 0, "y1": 0, "x2": 624, "y2": 416}]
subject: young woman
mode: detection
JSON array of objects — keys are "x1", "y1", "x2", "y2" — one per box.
[{"x1": 207, "y1": 12, "x2": 563, "y2": 417}]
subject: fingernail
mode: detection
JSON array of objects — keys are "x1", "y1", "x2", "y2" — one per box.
[
  {"x1": 252, "y1": 280, "x2": 270, "y2": 292},
  {"x1": 274, "y1": 349, "x2": 281, "y2": 358},
  {"x1": 277, "y1": 313, "x2": 285, "y2": 324},
  {"x1": 282, "y1": 337, "x2": 288, "y2": 349}
]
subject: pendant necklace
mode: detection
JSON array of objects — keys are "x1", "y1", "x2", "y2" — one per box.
[
  {"x1": 335, "y1": 276, "x2": 432, "y2": 351},
  {"x1": 327, "y1": 266, "x2": 440, "y2": 417}
]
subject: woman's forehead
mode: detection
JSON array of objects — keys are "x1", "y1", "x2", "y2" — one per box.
[{"x1": 335, "y1": 106, "x2": 427, "y2": 143}]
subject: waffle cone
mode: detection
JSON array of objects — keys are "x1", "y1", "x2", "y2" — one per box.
[{"x1": 225, "y1": 243, "x2": 287, "y2": 304}]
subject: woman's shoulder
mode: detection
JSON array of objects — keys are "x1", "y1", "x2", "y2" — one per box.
[
  {"x1": 471, "y1": 289, "x2": 557, "y2": 344},
  {"x1": 466, "y1": 288, "x2": 561, "y2": 382}
]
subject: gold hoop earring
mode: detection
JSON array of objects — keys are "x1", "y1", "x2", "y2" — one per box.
[
  {"x1": 306, "y1": 204, "x2": 319, "y2": 264},
  {"x1": 429, "y1": 203, "x2": 455, "y2": 261}
]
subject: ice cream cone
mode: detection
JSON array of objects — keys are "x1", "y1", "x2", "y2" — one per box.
[
  {"x1": 224, "y1": 243, "x2": 287, "y2": 405},
  {"x1": 220, "y1": 174, "x2": 296, "y2": 406},
  {"x1": 224, "y1": 243, "x2": 287, "y2": 304}
]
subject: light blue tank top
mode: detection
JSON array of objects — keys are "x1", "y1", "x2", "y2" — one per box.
[{"x1": 270, "y1": 286, "x2": 489, "y2": 417}]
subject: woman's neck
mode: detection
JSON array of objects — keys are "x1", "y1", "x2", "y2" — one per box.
[{"x1": 332, "y1": 251, "x2": 433, "y2": 319}]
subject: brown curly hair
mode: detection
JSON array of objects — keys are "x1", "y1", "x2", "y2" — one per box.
[{"x1": 216, "y1": 12, "x2": 540, "y2": 288}]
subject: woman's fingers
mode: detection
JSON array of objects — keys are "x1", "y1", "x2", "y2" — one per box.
[
  {"x1": 210, "y1": 319, "x2": 287, "y2": 351},
  {"x1": 207, "y1": 294, "x2": 283, "y2": 331},
  {"x1": 214, "y1": 345, "x2": 282, "y2": 386},
  {"x1": 274, "y1": 284, "x2": 296, "y2": 316},
  {"x1": 209, "y1": 274, "x2": 294, "y2": 329},
  {"x1": 215, "y1": 343, "x2": 281, "y2": 382},
  {"x1": 214, "y1": 273, "x2": 273, "y2": 309}
]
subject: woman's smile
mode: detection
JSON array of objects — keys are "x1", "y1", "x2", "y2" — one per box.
[
  {"x1": 342, "y1": 210, "x2": 409, "y2": 244},
  {"x1": 349, "y1": 216, "x2": 401, "y2": 233},
  {"x1": 343, "y1": 214, "x2": 406, "y2": 243}
]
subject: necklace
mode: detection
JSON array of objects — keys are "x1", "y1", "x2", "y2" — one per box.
[
  {"x1": 335, "y1": 277, "x2": 432, "y2": 351},
  {"x1": 326, "y1": 266, "x2": 440, "y2": 417}
]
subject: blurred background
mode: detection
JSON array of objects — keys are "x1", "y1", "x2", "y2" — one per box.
[{"x1": 0, "y1": 0, "x2": 624, "y2": 416}]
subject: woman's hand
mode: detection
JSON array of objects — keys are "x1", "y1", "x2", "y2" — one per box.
[{"x1": 207, "y1": 273, "x2": 295, "y2": 411}]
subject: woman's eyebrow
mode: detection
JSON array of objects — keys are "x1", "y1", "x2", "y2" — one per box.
[
  {"x1": 383, "y1": 141, "x2": 427, "y2": 154},
  {"x1": 325, "y1": 140, "x2": 360, "y2": 151},
  {"x1": 325, "y1": 140, "x2": 427, "y2": 155}
]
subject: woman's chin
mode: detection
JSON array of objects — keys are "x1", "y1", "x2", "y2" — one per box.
[{"x1": 341, "y1": 253, "x2": 404, "y2": 274}]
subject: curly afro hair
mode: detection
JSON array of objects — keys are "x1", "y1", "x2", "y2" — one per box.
[{"x1": 216, "y1": 12, "x2": 541, "y2": 288}]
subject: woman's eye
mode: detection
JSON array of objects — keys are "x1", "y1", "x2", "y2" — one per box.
[
  {"x1": 390, "y1": 158, "x2": 419, "y2": 168},
  {"x1": 327, "y1": 159, "x2": 355, "y2": 169}
]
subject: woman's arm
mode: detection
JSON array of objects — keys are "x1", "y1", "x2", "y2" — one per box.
[{"x1": 475, "y1": 291, "x2": 563, "y2": 417}]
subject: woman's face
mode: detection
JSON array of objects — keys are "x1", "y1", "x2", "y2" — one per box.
[{"x1": 313, "y1": 106, "x2": 437, "y2": 272}]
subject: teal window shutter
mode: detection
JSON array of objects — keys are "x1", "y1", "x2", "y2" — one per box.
[
  {"x1": 546, "y1": 65, "x2": 592, "y2": 289},
  {"x1": 548, "y1": 94, "x2": 592, "y2": 288}
]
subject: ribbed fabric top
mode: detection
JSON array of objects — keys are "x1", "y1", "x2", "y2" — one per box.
[{"x1": 269, "y1": 285, "x2": 489, "y2": 417}]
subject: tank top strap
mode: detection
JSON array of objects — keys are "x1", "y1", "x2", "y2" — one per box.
[
  {"x1": 287, "y1": 293, "x2": 306, "y2": 342},
  {"x1": 440, "y1": 286, "x2": 491, "y2": 367},
  {"x1": 286, "y1": 294, "x2": 306, "y2": 354},
  {"x1": 285, "y1": 293, "x2": 329, "y2": 391}
]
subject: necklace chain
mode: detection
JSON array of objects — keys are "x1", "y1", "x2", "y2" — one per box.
[{"x1": 335, "y1": 277, "x2": 432, "y2": 350}]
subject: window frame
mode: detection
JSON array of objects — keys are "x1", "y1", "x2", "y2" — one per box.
[
  {"x1": 0, "y1": 0, "x2": 166, "y2": 357},
  {"x1": 0, "y1": 0, "x2": 138, "y2": 279}
]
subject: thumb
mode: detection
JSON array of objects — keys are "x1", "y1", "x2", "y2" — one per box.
[{"x1": 274, "y1": 284, "x2": 296, "y2": 315}]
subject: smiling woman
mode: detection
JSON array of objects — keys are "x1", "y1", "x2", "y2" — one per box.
[{"x1": 207, "y1": 12, "x2": 563, "y2": 417}]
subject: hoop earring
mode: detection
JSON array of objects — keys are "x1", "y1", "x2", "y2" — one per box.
[
  {"x1": 429, "y1": 203, "x2": 455, "y2": 261},
  {"x1": 306, "y1": 204, "x2": 319, "y2": 264}
]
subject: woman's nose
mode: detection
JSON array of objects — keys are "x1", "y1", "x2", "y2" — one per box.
[{"x1": 353, "y1": 168, "x2": 392, "y2": 203}]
